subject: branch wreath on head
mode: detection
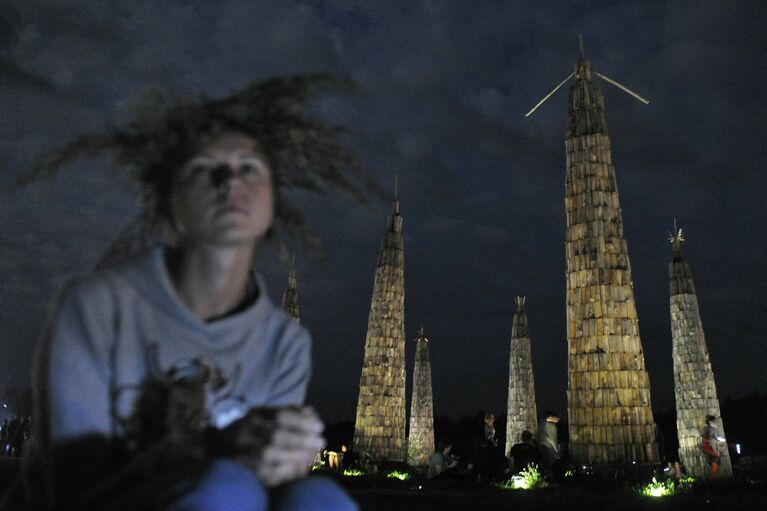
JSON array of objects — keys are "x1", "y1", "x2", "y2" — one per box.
[{"x1": 21, "y1": 74, "x2": 382, "y2": 267}]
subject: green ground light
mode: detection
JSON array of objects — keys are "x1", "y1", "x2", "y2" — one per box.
[
  {"x1": 498, "y1": 464, "x2": 548, "y2": 490},
  {"x1": 386, "y1": 470, "x2": 411, "y2": 481}
]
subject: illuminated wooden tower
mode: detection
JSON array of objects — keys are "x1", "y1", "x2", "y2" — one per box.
[
  {"x1": 505, "y1": 296, "x2": 538, "y2": 457},
  {"x1": 281, "y1": 256, "x2": 300, "y2": 322},
  {"x1": 526, "y1": 37, "x2": 658, "y2": 464},
  {"x1": 353, "y1": 191, "x2": 406, "y2": 462},
  {"x1": 669, "y1": 225, "x2": 731, "y2": 478},
  {"x1": 408, "y1": 327, "x2": 435, "y2": 466}
]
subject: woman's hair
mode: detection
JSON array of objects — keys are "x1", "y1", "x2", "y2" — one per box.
[
  {"x1": 23, "y1": 74, "x2": 381, "y2": 264},
  {"x1": 705, "y1": 415, "x2": 716, "y2": 424}
]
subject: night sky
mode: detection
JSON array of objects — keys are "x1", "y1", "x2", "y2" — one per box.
[{"x1": 1, "y1": 1, "x2": 766, "y2": 425}]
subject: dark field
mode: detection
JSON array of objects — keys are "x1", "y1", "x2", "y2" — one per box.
[
  {"x1": 335, "y1": 462, "x2": 767, "y2": 511},
  {"x1": 3, "y1": 456, "x2": 766, "y2": 509}
]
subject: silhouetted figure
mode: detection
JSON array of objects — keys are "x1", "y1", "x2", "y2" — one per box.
[
  {"x1": 469, "y1": 413, "x2": 505, "y2": 482},
  {"x1": 8, "y1": 417, "x2": 30, "y2": 457},
  {"x1": 0, "y1": 419, "x2": 8, "y2": 454},
  {"x1": 483, "y1": 413, "x2": 498, "y2": 448},
  {"x1": 509, "y1": 430, "x2": 540, "y2": 474},
  {"x1": 4, "y1": 417, "x2": 20, "y2": 456}
]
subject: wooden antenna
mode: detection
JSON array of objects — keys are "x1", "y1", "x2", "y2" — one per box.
[
  {"x1": 525, "y1": 36, "x2": 649, "y2": 117},
  {"x1": 593, "y1": 71, "x2": 650, "y2": 104},
  {"x1": 393, "y1": 172, "x2": 400, "y2": 213},
  {"x1": 525, "y1": 71, "x2": 575, "y2": 117}
]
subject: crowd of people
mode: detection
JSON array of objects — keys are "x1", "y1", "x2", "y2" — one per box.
[
  {"x1": 424, "y1": 410, "x2": 729, "y2": 484},
  {"x1": 425, "y1": 410, "x2": 565, "y2": 484}
]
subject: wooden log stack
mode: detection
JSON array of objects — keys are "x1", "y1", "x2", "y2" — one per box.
[
  {"x1": 280, "y1": 263, "x2": 300, "y2": 322},
  {"x1": 505, "y1": 296, "x2": 539, "y2": 457},
  {"x1": 408, "y1": 327, "x2": 435, "y2": 466},
  {"x1": 353, "y1": 199, "x2": 407, "y2": 462},
  {"x1": 564, "y1": 57, "x2": 659, "y2": 465},
  {"x1": 669, "y1": 234, "x2": 732, "y2": 478}
]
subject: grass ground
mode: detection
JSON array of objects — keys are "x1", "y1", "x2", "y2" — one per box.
[{"x1": 328, "y1": 465, "x2": 767, "y2": 511}]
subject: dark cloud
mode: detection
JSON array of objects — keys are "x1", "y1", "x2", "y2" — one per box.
[{"x1": 1, "y1": 0, "x2": 765, "y2": 423}]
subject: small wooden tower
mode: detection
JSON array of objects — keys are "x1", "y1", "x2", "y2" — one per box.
[
  {"x1": 408, "y1": 327, "x2": 435, "y2": 466},
  {"x1": 669, "y1": 224, "x2": 732, "y2": 478},
  {"x1": 526, "y1": 37, "x2": 658, "y2": 464},
  {"x1": 281, "y1": 256, "x2": 300, "y2": 322},
  {"x1": 353, "y1": 184, "x2": 407, "y2": 462},
  {"x1": 505, "y1": 296, "x2": 538, "y2": 457}
]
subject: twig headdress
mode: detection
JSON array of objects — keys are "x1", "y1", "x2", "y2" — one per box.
[{"x1": 22, "y1": 73, "x2": 381, "y2": 266}]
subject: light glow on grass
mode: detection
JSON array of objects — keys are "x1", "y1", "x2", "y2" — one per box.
[
  {"x1": 639, "y1": 476, "x2": 696, "y2": 497},
  {"x1": 641, "y1": 478, "x2": 673, "y2": 497},
  {"x1": 343, "y1": 469, "x2": 364, "y2": 477},
  {"x1": 498, "y1": 463, "x2": 548, "y2": 490},
  {"x1": 386, "y1": 470, "x2": 411, "y2": 481}
]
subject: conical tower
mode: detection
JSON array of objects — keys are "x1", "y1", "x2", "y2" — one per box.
[
  {"x1": 562, "y1": 44, "x2": 658, "y2": 465},
  {"x1": 408, "y1": 327, "x2": 435, "y2": 466},
  {"x1": 505, "y1": 296, "x2": 538, "y2": 457},
  {"x1": 353, "y1": 190, "x2": 406, "y2": 462},
  {"x1": 669, "y1": 225, "x2": 731, "y2": 478},
  {"x1": 281, "y1": 256, "x2": 300, "y2": 322}
]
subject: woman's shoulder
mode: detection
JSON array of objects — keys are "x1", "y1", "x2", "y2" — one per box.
[{"x1": 64, "y1": 249, "x2": 156, "y2": 297}]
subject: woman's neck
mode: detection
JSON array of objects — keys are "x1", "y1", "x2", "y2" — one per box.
[{"x1": 167, "y1": 242, "x2": 257, "y2": 321}]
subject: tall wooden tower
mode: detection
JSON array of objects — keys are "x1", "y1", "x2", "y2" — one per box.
[
  {"x1": 505, "y1": 296, "x2": 538, "y2": 457},
  {"x1": 281, "y1": 256, "x2": 300, "y2": 322},
  {"x1": 669, "y1": 225, "x2": 731, "y2": 478},
  {"x1": 353, "y1": 190, "x2": 407, "y2": 462},
  {"x1": 408, "y1": 327, "x2": 435, "y2": 466},
  {"x1": 526, "y1": 37, "x2": 658, "y2": 464}
]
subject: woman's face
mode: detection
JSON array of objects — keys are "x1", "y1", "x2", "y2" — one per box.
[{"x1": 170, "y1": 133, "x2": 274, "y2": 247}]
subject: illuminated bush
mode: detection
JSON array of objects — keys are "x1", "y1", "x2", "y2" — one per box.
[
  {"x1": 387, "y1": 470, "x2": 411, "y2": 481},
  {"x1": 310, "y1": 460, "x2": 325, "y2": 471},
  {"x1": 640, "y1": 478, "x2": 673, "y2": 497},
  {"x1": 498, "y1": 463, "x2": 548, "y2": 490},
  {"x1": 343, "y1": 469, "x2": 365, "y2": 477},
  {"x1": 639, "y1": 476, "x2": 696, "y2": 497}
]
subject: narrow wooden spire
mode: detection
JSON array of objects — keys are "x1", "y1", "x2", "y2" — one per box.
[
  {"x1": 281, "y1": 255, "x2": 300, "y2": 322},
  {"x1": 408, "y1": 327, "x2": 435, "y2": 466},
  {"x1": 506, "y1": 296, "x2": 538, "y2": 457},
  {"x1": 564, "y1": 44, "x2": 658, "y2": 465},
  {"x1": 669, "y1": 230, "x2": 731, "y2": 478},
  {"x1": 354, "y1": 193, "x2": 406, "y2": 462}
]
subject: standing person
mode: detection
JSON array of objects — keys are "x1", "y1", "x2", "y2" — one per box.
[
  {"x1": 469, "y1": 413, "x2": 504, "y2": 482},
  {"x1": 537, "y1": 411, "x2": 561, "y2": 474},
  {"x1": 701, "y1": 415, "x2": 726, "y2": 481},
  {"x1": 509, "y1": 430, "x2": 540, "y2": 474},
  {"x1": 9, "y1": 75, "x2": 376, "y2": 511},
  {"x1": 483, "y1": 413, "x2": 498, "y2": 448}
]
